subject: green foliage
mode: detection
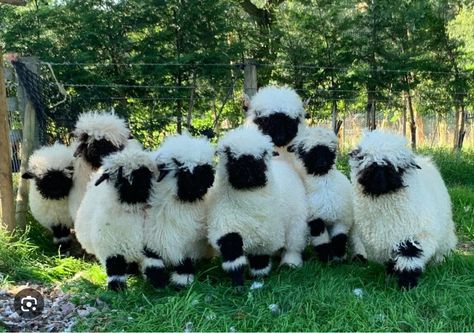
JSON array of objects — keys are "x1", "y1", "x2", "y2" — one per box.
[{"x1": 1, "y1": 0, "x2": 473, "y2": 140}]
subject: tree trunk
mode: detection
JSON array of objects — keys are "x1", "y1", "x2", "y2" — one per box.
[
  {"x1": 366, "y1": 88, "x2": 376, "y2": 130},
  {"x1": 404, "y1": 90, "x2": 416, "y2": 150},
  {"x1": 0, "y1": 46, "x2": 15, "y2": 232},
  {"x1": 454, "y1": 97, "x2": 466, "y2": 151},
  {"x1": 186, "y1": 72, "x2": 196, "y2": 131},
  {"x1": 402, "y1": 92, "x2": 407, "y2": 137}
]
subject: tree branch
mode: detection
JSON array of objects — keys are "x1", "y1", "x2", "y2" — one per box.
[{"x1": 0, "y1": 0, "x2": 27, "y2": 5}]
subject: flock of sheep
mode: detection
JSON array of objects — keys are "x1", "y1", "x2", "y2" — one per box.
[{"x1": 23, "y1": 86, "x2": 457, "y2": 291}]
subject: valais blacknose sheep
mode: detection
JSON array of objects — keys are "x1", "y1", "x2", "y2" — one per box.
[
  {"x1": 75, "y1": 148, "x2": 155, "y2": 291},
  {"x1": 246, "y1": 86, "x2": 305, "y2": 159},
  {"x1": 68, "y1": 112, "x2": 130, "y2": 221},
  {"x1": 350, "y1": 130, "x2": 457, "y2": 289},
  {"x1": 22, "y1": 143, "x2": 75, "y2": 249},
  {"x1": 143, "y1": 134, "x2": 215, "y2": 289},
  {"x1": 287, "y1": 126, "x2": 353, "y2": 262},
  {"x1": 208, "y1": 126, "x2": 308, "y2": 286}
]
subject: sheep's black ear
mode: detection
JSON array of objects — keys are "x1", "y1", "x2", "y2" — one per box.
[
  {"x1": 410, "y1": 162, "x2": 421, "y2": 169},
  {"x1": 22, "y1": 171, "x2": 34, "y2": 179},
  {"x1": 287, "y1": 144, "x2": 296, "y2": 153},
  {"x1": 117, "y1": 166, "x2": 123, "y2": 179},
  {"x1": 157, "y1": 164, "x2": 169, "y2": 182},
  {"x1": 74, "y1": 143, "x2": 86, "y2": 157},
  {"x1": 95, "y1": 173, "x2": 110, "y2": 186},
  {"x1": 172, "y1": 158, "x2": 183, "y2": 168}
]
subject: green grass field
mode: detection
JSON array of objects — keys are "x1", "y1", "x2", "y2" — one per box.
[{"x1": 1, "y1": 149, "x2": 473, "y2": 331}]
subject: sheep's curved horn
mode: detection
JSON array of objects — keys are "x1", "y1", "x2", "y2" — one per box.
[{"x1": 95, "y1": 173, "x2": 110, "y2": 186}]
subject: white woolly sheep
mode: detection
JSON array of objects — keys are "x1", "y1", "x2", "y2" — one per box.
[
  {"x1": 75, "y1": 148, "x2": 155, "y2": 291},
  {"x1": 245, "y1": 85, "x2": 306, "y2": 160},
  {"x1": 287, "y1": 126, "x2": 353, "y2": 262},
  {"x1": 207, "y1": 126, "x2": 308, "y2": 286},
  {"x1": 142, "y1": 134, "x2": 215, "y2": 289},
  {"x1": 68, "y1": 111, "x2": 130, "y2": 221},
  {"x1": 22, "y1": 142, "x2": 75, "y2": 250},
  {"x1": 349, "y1": 130, "x2": 457, "y2": 289}
]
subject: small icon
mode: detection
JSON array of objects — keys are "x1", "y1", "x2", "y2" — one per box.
[{"x1": 14, "y1": 288, "x2": 44, "y2": 318}]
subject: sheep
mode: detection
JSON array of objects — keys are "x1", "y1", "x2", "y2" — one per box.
[
  {"x1": 349, "y1": 130, "x2": 457, "y2": 289},
  {"x1": 142, "y1": 134, "x2": 216, "y2": 289},
  {"x1": 207, "y1": 126, "x2": 308, "y2": 286},
  {"x1": 245, "y1": 86, "x2": 306, "y2": 160},
  {"x1": 68, "y1": 111, "x2": 130, "y2": 221},
  {"x1": 287, "y1": 126, "x2": 353, "y2": 262},
  {"x1": 75, "y1": 147, "x2": 155, "y2": 291},
  {"x1": 21, "y1": 143, "x2": 75, "y2": 250}
]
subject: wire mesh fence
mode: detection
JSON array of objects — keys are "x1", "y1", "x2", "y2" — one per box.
[{"x1": 4, "y1": 58, "x2": 474, "y2": 173}]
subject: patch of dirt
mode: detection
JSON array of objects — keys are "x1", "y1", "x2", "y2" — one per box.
[{"x1": 0, "y1": 283, "x2": 102, "y2": 332}]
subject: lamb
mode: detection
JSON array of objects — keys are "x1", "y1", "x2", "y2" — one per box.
[
  {"x1": 142, "y1": 134, "x2": 215, "y2": 289},
  {"x1": 245, "y1": 86, "x2": 306, "y2": 160},
  {"x1": 21, "y1": 143, "x2": 75, "y2": 250},
  {"x1": 68, "y1": 111, "x2": 130, "y2": 221},
  {"x1": 287, "y1": 126, "x2": 353, "y2": 262},
  {"x1": 207, "y1": 126, "x2": 308, "y2": 286},
  {"x1": 75, "y1": 148, "x2": 155, "y2": 291},
  {"x1": 349, "y1": 130, "x2": 457, "y2": 289}
]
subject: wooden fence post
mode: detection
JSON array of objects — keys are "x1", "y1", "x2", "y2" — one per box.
[
  {"x1": 0, "y1": 47, "x2": 16, "y2": 232},
  {"x1": 15, "y1": 57, "x2": 40, "y2": 229},
  {"x1": 244, "y1": 59, "x2": 258, "y2": 99}
]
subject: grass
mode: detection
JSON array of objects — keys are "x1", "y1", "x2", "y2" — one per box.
[{"x1": 1, "y1": 148, "x2": 473, "y2": 331}]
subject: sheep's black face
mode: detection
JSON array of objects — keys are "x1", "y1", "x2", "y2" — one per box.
[
  {"x1": 116, "y1": 166, "x2": 153, "y2": 204},
  {"x1": 294, "y1": 145, "x2": 336, "y2": 176},
  {"x1": 176, "y1": 164, "x2": 215, "y2": 202},
  {"x1": 358, "y1": 162, "x2": 405, "y2": 197},
  {"x1": 35, "y1": 170, "x2": 73, "y2": 200},
  {"x1": 226, "y1": 152, "x2": 267, "y2": 190},
  {"x1": 253, "y1": 113, "x2": 299, "y2": 147},
  {"x1": 75, "y1": 136, "x2": 122, "y2": 169}
]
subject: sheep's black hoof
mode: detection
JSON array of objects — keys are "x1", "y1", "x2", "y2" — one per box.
[
  {"x1": 314, "y1": 243, "x2": 333, "y2": 263},
  {"x1": 352, "y1": 254, "x2": 368, "y2": 263},
  {"x1": 331, "y1": 234, "x2": 348, "y2": 259},
  {"x1": 145, "y1": 267, "x2": 168, "y2": 289},
  {"x1": 126, "y1": 262, "x2": 141, "y2": 276},
  {"x1": 234, "y1": 285, "x2": 246, "y2": 294},
  {"x1": 396, "y1": 268, "x2": 421, "y2": 290},
  {"x1": 108, "y1": 280, "x2": 126, "y2": 292},
  {"x1": 229, "y1": 267, "x2": 245, "y2": 287},
  {"x1": 385, "y1": 260, "x2": 396, "y2": 275}
]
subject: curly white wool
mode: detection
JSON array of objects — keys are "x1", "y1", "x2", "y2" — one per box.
[
  {"x1": 26, "y1": 143, "x2": 74, "y2": 232},
  {"x1": 350, "y1": 130, "x2": 457, "y2": 267},
  {"x1": 208, "y1": 126, "x2": 308, "y2": 267}
]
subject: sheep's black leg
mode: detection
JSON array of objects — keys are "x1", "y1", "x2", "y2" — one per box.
[
  {"x1": 126, "y1": 262, "x2": 140, "y2": 276},
  {"x1": 392, "y1": 240, "x2": 424, "y2": 289},
  {"x1": 248, "y1": 254, "x2": 271, "y2": 278},
  {"x1": 308, "y1": 219, "x2": 332, "y2": 262},
  {"x1": 142, "y1": 247, "x2": 168, "y2": 289},
  {"x1": 51, "y1": 224, "x2": 72, "y2": 251},
  {"x1": 171, "y1": 258, "x2": 195, "y2": 288},
  {"x1": 217, "y1": 232, "x2": 246, "y2": 286},
  {"x1": 106, "y1": 255, "x2": 128, "y2": 291},
  {"x1": 331, "y1": 234, "x2": 348, "y2": 261},
  {"x1": 385, "y1": 259, "x2": 396, "y2": 276},
  {"x1": 330, "y1": 223, "x2": 349, "y2": 262}
]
